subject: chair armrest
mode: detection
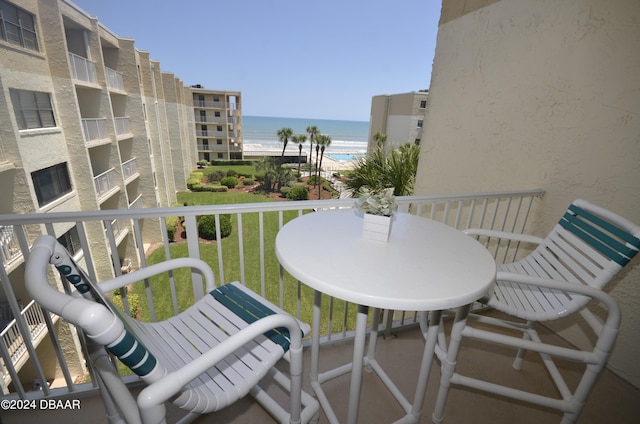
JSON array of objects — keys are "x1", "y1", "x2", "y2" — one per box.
[
  {"x1": 495, "y1": 271, "x2": 621, "y2": 328},
  {"x1": 98, "y1": 257, "x2": 216, "y2": 293},
  {"x1": 464, "y1": 228, "x2": 545, "y2": 245},
  {"x1": 136, "y1": 314, "x2": 303, "y2": 422}
]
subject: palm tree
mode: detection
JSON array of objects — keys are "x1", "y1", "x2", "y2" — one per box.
[
  {"x1": 277, "y1": 127, "x2": 294, "y2": 159},
  {"x1": 315, "y1": 134, "x2": 331, "y2": 199},
  {"x1": 291, "y1": 133, "x2": 307, "y2": 176},
  {"x1": 373, "y1": 132, "x2": 388, "y2": 149},
  {"x1": 306, "y1": 125, "x2": 320, "y2": 176},
  {"x1": 345, "y1": 143, "x2": 420, "y2": 197}
]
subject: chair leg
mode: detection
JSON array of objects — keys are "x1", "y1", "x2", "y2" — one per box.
[
  {"x1": 432, "y1": 305, "x2": 471, "y2": 424},
  {"x1": 512, "y1": 321, "x2": 534, "y2": 370}
]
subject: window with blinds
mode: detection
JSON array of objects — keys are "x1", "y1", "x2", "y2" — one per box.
[
  {"x1": 0, "y1": 1, "x2": 39, "y2": 51},
  {"x1": 10, "y1": 89, "x2": 56, "y2": 130}
]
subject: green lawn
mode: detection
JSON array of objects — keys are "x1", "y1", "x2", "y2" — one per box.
[{"x1": 127, "y1": 190, "x2": 360, "y2": 337}]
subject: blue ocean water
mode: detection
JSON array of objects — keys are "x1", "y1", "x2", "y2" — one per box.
[{"x1": 242, "y1": 116, "x2": 370, "y2": 156}]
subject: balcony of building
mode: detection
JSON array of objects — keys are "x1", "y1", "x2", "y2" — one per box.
[
  {"x1": 93, "y1": 168, "x2": 119, "y2": 203},
  {"x1": 104, "y1": 67, "x2": 126, "y2": 94},
  {"x1": 81, "y1": 118, "x2": 110, "y2": 146},
  {"x1": 121, "y1": 157, "x2": 139, "y2": 184},
  {"x1": 0, "y1": 190, "x2": 637, "y2": 423},
  {"x1": 68, "y1": 52, "x2": 99, "y2": 87}
]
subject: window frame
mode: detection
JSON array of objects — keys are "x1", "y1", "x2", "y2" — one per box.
[
  {"x1": 0, "y1": 1, "x2": 39, "y2": 51},
  {"x1": 31, "y1": 162, "x2": 73, "y2": 207},
  {"x1": 10, "y1": 89, "x2": 56, "y2": 130}
]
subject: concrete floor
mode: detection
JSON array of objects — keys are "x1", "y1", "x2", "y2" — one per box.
[{"x1": 2, "y1": 322, "x2": 639, "y2": 424}]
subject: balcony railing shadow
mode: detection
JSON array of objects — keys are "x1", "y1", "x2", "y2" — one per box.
[{"x1": 0, "y1": 189, "x2": 556, "y2": 419}]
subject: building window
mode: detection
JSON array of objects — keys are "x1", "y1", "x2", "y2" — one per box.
[
  {"x1": 58, "y1": 226, "x2": 82, "y2": 257},
  {"x1": 216, "y1": 125, "x2": 223, "y2": 132},
  {"x1": 214, "y1": 111, "x2": 221, "y2": 117},
  {"x1": 216, "y1": 139, "x2": 223, "y2": 145},
  {"x1": 0, "y1": 1, "x2": 39, "y2": 51},
  {"x1": 213, "y1": 96, "x2": 220, "y2": 102},
  {"x1": 10, "y1": 89, "x2": 56, "y2": 130},
  {"x1": 419, "y1": 100, "x2": 427, "y2": 108},
  {"x1": 217, "y1": 153, "x2": 223, "y2": 159},
  {"x1": 417, "y1": 120, "x2": 423, "y2": 128},
  {"x1": 31, "y1": 162, "x2": 72, "y2": 206}
]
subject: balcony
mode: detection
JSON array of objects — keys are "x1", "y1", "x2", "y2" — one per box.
[
  {"x1": 105, "y1": 67, "x2": 125, "y2": 93},
  {"x1": 81, "y1": 118, "x2": 109, "y2": 145},
  {"x1": 114, "y1": 117, "x2": 131, "y2": 139},
  {"x1": 195, "y1": 114, "x2": 227, "y2": 124},
  {"x1": 93, "y1": 168, "x2": 119, "y2": 202},
  {"x1": 68, "y1": 52, "x2": 98, "y2": 86},
  {"x1": 121, "y1": 157, "x2": 139, "y2": 184},
  {"x1": 0, "y1": 226, "x2": 20, "y2": 268},
  {"x1": 0, "y1": 190, "x2": 636, "y2": 423}
]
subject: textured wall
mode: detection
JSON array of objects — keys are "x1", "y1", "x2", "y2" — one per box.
[{"x1": 415, "y1": 0, "x2": 640, "y2": 387}]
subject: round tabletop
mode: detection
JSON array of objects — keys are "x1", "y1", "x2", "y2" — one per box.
[{"x1": 275, "y1": 209, "x2": 496, "y2": 311}]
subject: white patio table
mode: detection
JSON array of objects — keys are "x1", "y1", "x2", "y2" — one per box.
[{"x1": 275, "y1": 209, "x2": 496, "y2": 424}]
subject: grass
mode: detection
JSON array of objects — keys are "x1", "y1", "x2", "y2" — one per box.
[{"x1": 127, "y1": 189, "x2": 360, "y2": 338}]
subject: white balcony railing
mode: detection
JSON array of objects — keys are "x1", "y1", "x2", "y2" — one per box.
[
  {"x1": 105, "y1": 67, "x2": 125, "y2": 92},
  {"x1": 1, "y1": 301, "x2": 51, "y2": 393},
  {"x1": 82, "y1": 118, "x2": 109, "y2": 143},
  {"x1": 68, "y1": 52, "x2": 98, "y2": 84},
  {"x1": 93, "y1": 168, "x2": 119, "y2": 201},
  {"x1": 0, "y1": 226, "x2": 20, "y2": 267},
  {"x1": 0, "y1": 189, "x2": 544, "y2": 400},
  {"x1": 114, "y1": 117, "x2": 130, "y2": 137},
  {"x1": 122, "y1": 157, "x2": 138, "y2": 182}
]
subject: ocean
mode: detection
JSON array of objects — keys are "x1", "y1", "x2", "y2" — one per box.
[{"x1": 242, "y1": 116, "x2": 370, "y2": 159}]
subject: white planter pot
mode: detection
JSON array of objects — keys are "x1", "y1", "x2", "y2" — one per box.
[{"x1": 362, "y1": 213, "x2": 393, "y2": 242}]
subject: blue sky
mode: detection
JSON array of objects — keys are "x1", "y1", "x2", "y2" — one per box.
[{"x1": 70, "y1": 0, "x2": 442, "y2": 122}]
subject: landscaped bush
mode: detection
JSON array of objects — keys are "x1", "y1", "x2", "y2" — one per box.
[
  {"x1": 190, "y1": 184, "x2": 228, "y2": 192},
  {"x1": 166, "y1": 216, "x2": 180, "y2": 241},
  {"x1": 187, "y1": 171, "x2": 204, "y2": 190},
  {"x1": 243, "y1": 177, "x2": 255, "y2": 186},
  {"x1": 220, "y1": 176, "x2": 238, "y2": 189},
  {"x1": 197, "y1": 214, "x2": 232, "y2": 240},
  {"x1": 111, "y1": 289, "x2": 141, "y2": 319},
  {"x1": 306, "y1": 175, "x2": 326, "y2": 186},
  {"x1": 205, "y1": 169, "x2": 226, "y2": 183},
  {"x1": 286, "y1": 184, "x2": 309, "y2": 200},
  {"x1": 226, "y1": 169, "x2": 237, "y2": 177}
]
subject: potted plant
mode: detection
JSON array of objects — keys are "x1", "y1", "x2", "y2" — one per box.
[{"x1": 356, "y1": 186, "x2": 397, "y2": 241}]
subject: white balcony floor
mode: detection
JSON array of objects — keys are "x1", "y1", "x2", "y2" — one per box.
[{"x1": 3, "y1": 316, "x2": 639, "y2": 424}]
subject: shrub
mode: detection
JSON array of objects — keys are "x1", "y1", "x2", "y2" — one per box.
[
  {"x1": 196, "y1": 160, "x2": 209, "y2": 168},
  {"x1": 205, "y1": 169, "x2": 226, "y2": 183},
  {"x1": 197, "y1": 214, "x2": 232, "y2": 240},
  {"x1": 111, "y1": 290, "x2": 141, "y2": 319},
  {"x1": 286, "y1": 184, "x2": 309, "y2": 200},
  {"x1": 226, "y1": 169, "x2": 236, "y2": 177},
  {"x1": 166, "y1": 216, "x2": 179, "y2": 241},
  {"x1": 243, "y1": 177, "x2": 255, "y2": 186},
  {"x1": 220, "y1": 176, "x2": 238, "y2": 189},
  {"x1": 307, "y1": 175, "x2": 326, "y2": 186}
]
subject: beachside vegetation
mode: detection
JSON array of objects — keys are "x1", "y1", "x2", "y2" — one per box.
[{"x1": 345, "y1": 143, "x2": 420, "y2": 197}]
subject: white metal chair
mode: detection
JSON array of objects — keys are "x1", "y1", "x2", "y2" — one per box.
[
  {"x1": 427, "y1": 199, "x2": 640, "y2": 423},
  {"x1": 25, "y1": 235, "x2": 319, "y2": 424}
]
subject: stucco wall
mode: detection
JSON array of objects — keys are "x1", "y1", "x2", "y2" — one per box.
[{"x1": 415, "y1": 0, "x2": 640, "y2": 387}]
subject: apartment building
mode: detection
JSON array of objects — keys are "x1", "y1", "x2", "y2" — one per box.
[
  {"x1": 192, "y1": 86, "x2": 243, "y2": 162},
  {"x1": 0, "y1": 0, "x2": 202, "y2": 391},
  {"x1": 367, "y1": 90, "x2": 429, "y2": 152}
]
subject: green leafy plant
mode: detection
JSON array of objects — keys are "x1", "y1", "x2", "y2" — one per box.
[
  {"x1": 355, "y1": 186, "x2": 397, "y2": 216},
  {"x1": 286, "y1": 184, "x2": 309, "y2": 200},
  {"x1": 220, "y1": 176, "x2": 238, "y2": 189},
  {"x1": 197, "y1": 214, "x2": 232, "y2": 240}
]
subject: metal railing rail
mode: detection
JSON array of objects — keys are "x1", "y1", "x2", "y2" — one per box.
[{"x1": 0, "y1": 189, "x2": 544, "y2": 399}]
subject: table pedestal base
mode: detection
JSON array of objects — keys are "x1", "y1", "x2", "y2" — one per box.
[{"x1": 310, "y1": 290, "x2": 444, "y2": 424}]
